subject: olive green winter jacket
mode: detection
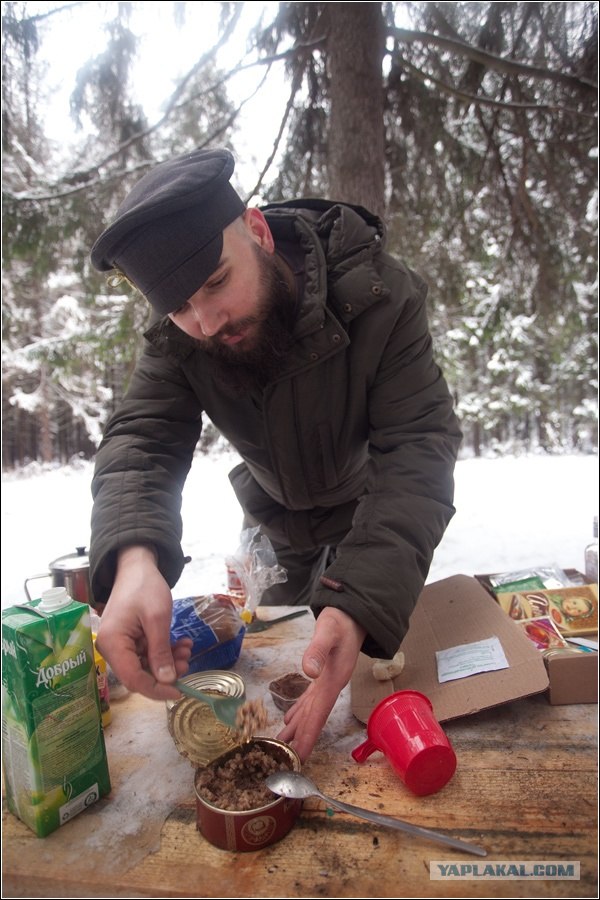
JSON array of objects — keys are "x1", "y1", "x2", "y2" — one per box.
[{"x1": 90, "y1": 199, "x2": 462, "y2": 658}]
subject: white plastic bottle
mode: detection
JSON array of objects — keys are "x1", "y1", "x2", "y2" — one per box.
[{"x1": 584, "y1": 516, "x2": 598, "y2": 583}]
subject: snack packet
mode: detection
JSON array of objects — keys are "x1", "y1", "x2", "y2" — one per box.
[{"x1": 489, "y1": 564, "x2": 571, "y2": 593}]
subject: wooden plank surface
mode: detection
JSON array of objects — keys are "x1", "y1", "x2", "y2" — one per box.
[{"x1": 2, "y1": 607, "x2": 597, "y2": 899}]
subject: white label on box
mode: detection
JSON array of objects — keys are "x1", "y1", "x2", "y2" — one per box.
[{"x1": 436, "y1": 636, "x2": 509, "y2": 683}]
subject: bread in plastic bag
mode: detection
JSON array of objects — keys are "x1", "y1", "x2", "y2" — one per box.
[
  {"x1": 170, "y1": 593, "x2": 245, "y2": 672},
  {"x1": 170, "y1": 527, "x2": 288, "y2": 673}
]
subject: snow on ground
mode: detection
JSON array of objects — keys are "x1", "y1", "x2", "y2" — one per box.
[{"x1": 1, "y1": 452, "x2": 598, "y2": 609}]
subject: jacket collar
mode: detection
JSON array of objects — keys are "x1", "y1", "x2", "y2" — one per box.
[{"x1": 264, "y1": 201, "x2": 388, "y2": 330}]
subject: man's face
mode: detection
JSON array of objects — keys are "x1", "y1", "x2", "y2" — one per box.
[{"x1": 168, "y1": 210, "x2": 296, "y2": 389}]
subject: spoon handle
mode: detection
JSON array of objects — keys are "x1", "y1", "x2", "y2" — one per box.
[
  {"x1": 246, "y1": 609, "x2": 309, "y2": 632},
  {"x1": 320, "y1": 795, "x2": 487, "y2": 857},
  {"x1": 175, "y1": 680, "x2": 214, "y2": 706}
]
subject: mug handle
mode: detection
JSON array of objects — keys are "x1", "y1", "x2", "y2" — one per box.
[
  {"x1": 23, "y1": 574, "x2": 51, "y2": 603},
  {"x1": 351, "y1": 737, "x2": 378, "y2": 763}
]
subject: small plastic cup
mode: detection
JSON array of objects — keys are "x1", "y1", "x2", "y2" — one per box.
[{"x1": 351, "y1": 690, "x2": 456, "y2": 796}]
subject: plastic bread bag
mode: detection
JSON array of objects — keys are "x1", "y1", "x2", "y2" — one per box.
[
  {"x1": 170, "y1": 528, "x2": 288, "y2": 672},
  {"x1": 225, "y1": 526, "x2": 288, "y2": 624},
  {"x1": 170, "y1": 593, "x2": 245, "y2": 672}
]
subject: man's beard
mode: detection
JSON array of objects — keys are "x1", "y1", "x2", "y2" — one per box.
[{"x1": 200, "y1": 247, "x2": 297, "y2": 394}]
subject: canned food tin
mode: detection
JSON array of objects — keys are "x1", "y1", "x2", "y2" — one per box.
[
  {"x1": 194, "y1": 738, "x2": 302, "y2": 851},
  {"x1": 167, "y1": 671, "x2": 245, "y2": 767}
]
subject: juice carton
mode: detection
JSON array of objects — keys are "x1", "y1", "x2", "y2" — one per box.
[{"x1": 2, "y1": 587, "x2": 111, "y2": 837}]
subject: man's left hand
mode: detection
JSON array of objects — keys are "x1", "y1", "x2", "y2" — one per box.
[{"x1": 276, "y1": 606, "x2": 366, "y2": 761}]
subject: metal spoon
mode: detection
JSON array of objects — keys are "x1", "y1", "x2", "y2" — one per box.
[
  {"x1": 174, "y1": 679, "x2": 244, "y2": 728},
  {"x1": 265, "y1": 771, "x2": 487, "y2": 857}
]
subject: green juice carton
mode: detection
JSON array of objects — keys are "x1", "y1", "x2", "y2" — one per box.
[{"x1": 2, "y1": 587, "x2": 111, "y2": 837}]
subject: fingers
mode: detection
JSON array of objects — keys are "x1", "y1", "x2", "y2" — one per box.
[
  {"x1": 302, "y1": 644, "x2": 326, "y2": 679},
  {"x1": 144, "y1": 602, "x2": 180, "y2": 684},
  {"x1": 99, "y1": 625, "x2": 193, "y2": 701},
  {"x1": 129, "y1": 667, "x2": 183, "y2": 701},
  {"x1": 109, "y1": 642, "x2": 191, "y2": 701},
  {"x1": 302, "y1": 607, "x2": 366, "y2": 684},
  {"x1": 277, "y1": 680, "x2": 339, "y2": 762},
  {"x1": 301, "y1": 611, "x2": 339, "y2": 678},
  {"x1": 94, "y1": 551, "x2": 193, "y2": 701},
  {"x1": 173, "y1": 637, "x2": 194, "y2": 674}
]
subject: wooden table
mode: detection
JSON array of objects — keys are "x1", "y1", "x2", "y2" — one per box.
[{"x1": 2, "y1": 608, "x2": 597, "y2": 899}]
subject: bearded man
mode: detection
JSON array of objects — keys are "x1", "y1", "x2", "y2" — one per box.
[{"x1": 89, "y1": 147, "x2": 462, "y2": 761}]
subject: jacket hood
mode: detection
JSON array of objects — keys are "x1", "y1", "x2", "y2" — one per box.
[
  {"x1": 261, "y1": 198, "x2": 386, "y2": 260},
  {"x1": 262, "y1": 199, "x2": 388, "y2": 337}
]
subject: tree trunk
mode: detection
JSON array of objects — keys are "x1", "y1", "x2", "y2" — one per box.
[
  {"x1": 325, "y1": 2, "x2": 386, "y2": 216},
  {"x1": 39, "y1": 365, "x2": 53, "y2": 464},
  {"x1": 472, "y1": 420, "x2": 481, "y2": 458}
]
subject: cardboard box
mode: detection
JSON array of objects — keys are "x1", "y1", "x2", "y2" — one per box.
[
  {"x1": 543, "y1": 650, "x2": 598, "y2": 705},
  {"x1": 351, "y1": 574, "x2": 549, "y2": 724},
  {"x1": 476, "y1": 571, "x2": 598, "y2": 706}
]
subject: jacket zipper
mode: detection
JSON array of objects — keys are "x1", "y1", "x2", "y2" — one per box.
[
  {"x1": 262, "y1": 383, "x2": 292, "y2": 509},
  {"x1": 292, "y1": 378, "x2": 313, "y2": 507}
]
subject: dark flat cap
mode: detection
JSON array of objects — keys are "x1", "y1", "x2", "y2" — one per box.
[{"x1": 90, "y1": 148, "x2": 246, "y2": 315}]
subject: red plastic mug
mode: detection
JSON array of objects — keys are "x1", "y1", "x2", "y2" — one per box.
[{"x1": 351, "y1": 690, "x2": 456, "y2": 796}]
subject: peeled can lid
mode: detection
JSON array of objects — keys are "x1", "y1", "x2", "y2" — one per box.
[{"x1": 167, "y1": 671, "x2": 245, "y2": 767}]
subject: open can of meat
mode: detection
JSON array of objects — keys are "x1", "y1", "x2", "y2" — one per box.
[
  {"x1": 194, "y1": 738, "x2": 302, "y2": 851},
  {"x1": 167, "y1": 671, "x2": 246, "y2": 766}
]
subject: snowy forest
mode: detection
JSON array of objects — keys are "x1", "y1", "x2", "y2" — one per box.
[{"x1": 2, "y1": 1, "x2": 598, "y2": 469}]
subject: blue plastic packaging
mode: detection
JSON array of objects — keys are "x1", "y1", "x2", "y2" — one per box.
[{"x1": 170, "y1": 594, "x2": 245, "y2": 673}]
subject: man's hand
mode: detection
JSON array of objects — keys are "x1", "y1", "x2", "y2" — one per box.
[
  {"x1": 95, "y1": 545, "x2": 191, "y2": 701},
  {"x1": 276, "y1": 607, "x2": 366, "y2": 761}
]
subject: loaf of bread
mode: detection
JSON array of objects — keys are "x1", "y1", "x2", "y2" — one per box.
[
  {"x1": 170, "y1": 593, "x2": 244, "y2": 663},
  {"x1": 193, "y1": 594, "x2": 242, "y2": 642}
]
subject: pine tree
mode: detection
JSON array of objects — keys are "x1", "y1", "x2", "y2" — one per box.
[{"x1": 2, "y1": 1, "x2": 597, "y2": 464}]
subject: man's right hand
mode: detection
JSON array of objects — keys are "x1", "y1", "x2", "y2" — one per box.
[{"x1": 95, "y1": 545, "x2": 192, "y2": 701}]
